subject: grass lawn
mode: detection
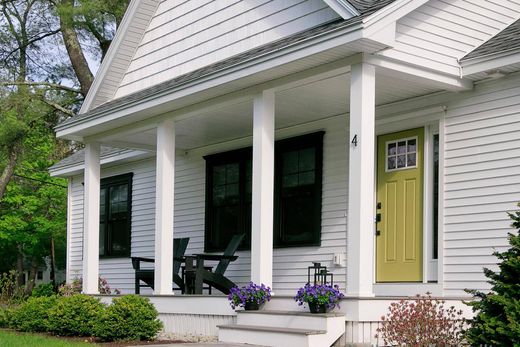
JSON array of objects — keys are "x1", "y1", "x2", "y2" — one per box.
[{"x1": 0, "y1": 330, "x2": 93, "y2": 347}]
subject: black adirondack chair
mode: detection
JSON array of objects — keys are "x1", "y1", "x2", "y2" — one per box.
[
  {"x1": 184, "y1": 233, "x2": 244, "y2": 295},
  {"x1": 131, "y1": 237, "x2": 190, "y2": 294}
]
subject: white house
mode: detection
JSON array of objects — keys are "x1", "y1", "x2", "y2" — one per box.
[{"x1": 50, "y1": 0, "x2": 520, "y2": 345}]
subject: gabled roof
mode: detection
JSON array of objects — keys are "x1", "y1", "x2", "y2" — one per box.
[
  {"x1": 58, "y1": 0, "x2": 398, "y2": 132},
  {"x1": 461, "y1": 18, "x2": 520, "y2": 62}
]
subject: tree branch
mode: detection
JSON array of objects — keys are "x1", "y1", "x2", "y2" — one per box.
[
  {"x1": 40, "y1": 98, "x2": 75, "y2": 117},
  {"x1": 0, "y1": 81, "x2": 81, "y2": 94}
]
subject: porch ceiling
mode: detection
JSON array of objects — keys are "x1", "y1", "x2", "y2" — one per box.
[{"x1": 109, "y1": 67, "x2": 442, "y2": 151}]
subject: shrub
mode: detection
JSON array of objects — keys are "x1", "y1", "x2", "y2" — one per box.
[
  {"x1": 465, "y1": 204, "x2": 520, "y2": 345},
  {"x1": 58, "y1": 277, "x2": 120, "y2": 296},
  {"x1": 376, "y1": 294, "x2": 465, "y2": 346},
  {"x1": 94, "y1": 295, "x2": 163, "y2": 341},
  {"x1": 0, "y1": 271, "x2": 25, "y2": 305},
  {"x1": 48, "y1": 294, "x2": 105, "y2": 336},
  {"x1": 32, "y1": 283, "x2": 55, "y2": 297},
  {"x1": 0, "y1": 307, "x2": 12, "y2": 328},
  {"x1": 9, "y1": 296, "x2": 57, "y2": 332}
]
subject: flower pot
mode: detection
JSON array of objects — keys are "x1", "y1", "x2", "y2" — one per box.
[
  {"x1": 308, "y1": 301, "x2": 327, "y2": 314},
  {"x1": 244, "y1": 301, "x2": 264, "y2": 311}
]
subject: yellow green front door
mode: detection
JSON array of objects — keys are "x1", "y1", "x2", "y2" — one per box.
[{"x1": 376, "y1": 128, "x2": 423, "y2": 282}]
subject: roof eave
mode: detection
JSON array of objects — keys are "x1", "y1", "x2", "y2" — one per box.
[{"x1": 461, "y1": 48, "x2": 520, "y2": 76}]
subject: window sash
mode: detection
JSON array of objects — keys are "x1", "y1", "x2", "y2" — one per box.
[{"x1": 99, "y1": 173, "x2": 132, "y2": 258}]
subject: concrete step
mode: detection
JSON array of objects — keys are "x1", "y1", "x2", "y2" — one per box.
[
  {"x1": 218, "y1": 310, "x2": 346, "y2": 347},
  {"x1": 236, "y1": 310, "x2": 344, "y2": 330},
  {"x1": 218, "y1": 324, "x2": 326, "y2": 347}
]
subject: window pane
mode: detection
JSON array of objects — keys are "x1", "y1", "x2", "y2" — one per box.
[
  {"x1": 387, "y1": 156, "x2": 396, "y2": 170},
  {"x1": 299, "y1": 148, "x2": 315, "y2": 171},
  {"x1": 245, "y1": 160, "x2": 252, "y2": 199},
  {"x1": 99, "y1": 223, "x2": 105, "y2": 256},
  {"x1": 388, "y1": 143, "x2": 396, "y2": 155},
  {"x1": 280, "y1": 195, "x2": 315, "y2": 244},
  {"x1": 213, "y1": 186, "x2": 226, "y2": 205},
  {"x1": 283, "y1": 151, "x2": 299, "y2": 174},
  {"x1": 397, "y1": 155, "x2": 406, "y2": 168},
  {"x1": 213, "y1": 165, "x2": 226, "y2": 186},
  {"x1": 397, "y1": 141, "x2": 407, "y2": 154},
  {"x1": 299, "y1": 171, "x2": 315, "y2": 185},
  {"x1": 226, "y1": 183, "x2": 239, "y2": 203},
  {"x1": 100, "y1": 188, "x2": 106, "y2": 219},
  {"x1": 283, "y1": 174, "x2": 299, "y2": 188},
  {"x1": 408, "y1": 139, "x2": 416, "y2": 153},
  {"x1": 226, "y1": 164, "x2": 239, "y2": 183},
  {"x1": 407, "y1": 153, "x2": 416, "y2": 167},
  {"x1": 212, "y1": 205, "x2": 240, "y2": 249},
  {"x1": 110, "y1": 221, "x2": 129, "y2": 255}
]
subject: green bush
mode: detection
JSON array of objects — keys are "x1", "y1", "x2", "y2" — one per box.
[
  {"x1": 0, "y1": 306, "x2": 12, "y2": 328},
  {"x1": 465, "y1": 204, "x2": 520, "y2": 345},
  {"x1": 32, "y1": 283, "x2": 55, "y2": 297},
  {"x1": 9, "y1": 296, "x2": 57, "y2": 332},
  {"x1": 48, "y1": 294, "x2": 105, "y2": 336},
  {"x1": 94, "y1": 295, "x2": 163, "y2": 341}
]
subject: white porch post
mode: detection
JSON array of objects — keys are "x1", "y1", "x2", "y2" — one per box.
[
  {"x1": 347, "y1": 62, "x2": 376, "y2": 297},
  {"x1": 83, "y1": 142, "x2": 100, "y2": 294},
  {"x1": 251, "y1": 90, "x2": 275, "y2": 288},
  {"x1": 154, "y1": 119, "x2": 175, "y2": 295}
]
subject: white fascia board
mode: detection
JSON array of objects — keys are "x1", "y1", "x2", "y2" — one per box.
[
  {"x1": 322, "y1": 0, "x2": 359, "y2": 18},
  {"x1": 461, "y1": 49, "x2": 520, "y2": 76},
  {"x1": 56, "y1": 21, "x2": 365, "y2": 139},
  {"x1": 79, "y1": 0, "x2": 157, "y2": 114},
  {"x1": 366, "y1": 55, "x2": 473, "y2": 91},
  {"x1": 49, "y1": 149, "x2": 150, "y2": 178}
]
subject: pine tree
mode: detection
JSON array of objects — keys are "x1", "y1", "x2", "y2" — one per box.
[{"x1": 465, "y1": 204, "x2": 520, "y2": 346}]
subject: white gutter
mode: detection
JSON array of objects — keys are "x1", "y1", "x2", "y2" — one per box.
[{"x1": 460, "y1": 48, "x2": 520, "y2": 76}]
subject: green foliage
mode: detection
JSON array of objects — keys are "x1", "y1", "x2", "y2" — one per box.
[
  {"x1": 32, "y1": 283, "x2": 56, "y2": 297},
  {"x1": 48, "y1": 294, "x2": 105, "y2": 336},
  {"x1": 94, "y1": 295, "x2": 162, "y2": 341},
  {"x1": 465, "y1": 204, "x2": 520, "y2": 346},
  {"x1": 9, "y1": 296, "x2": 57, "y2": 332},
  {"x1": 0, "y1": 271, "x2": 25, "y2": 305},
  {"x1": 0, "y1": 306, "x2": 12, "y2": 328}
]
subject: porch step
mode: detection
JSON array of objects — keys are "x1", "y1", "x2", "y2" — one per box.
[{"x1": 218, "y1": 310, "x2": 345, "y2": 347}]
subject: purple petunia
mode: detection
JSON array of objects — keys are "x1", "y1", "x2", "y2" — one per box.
[
  {"x1": 228, "y1": 282, "x2": 272, "y2": 309},
  {"x1": 294, "y1": 283, "x2": 345, "y2": 310}
]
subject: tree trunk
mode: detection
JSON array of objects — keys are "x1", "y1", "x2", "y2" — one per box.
[
  {"x1": 16, "y1": 245, "x2": 24, "y2": 288},
  {"x1": 50, "y1": 236, "x2": 56, "y2": 287},
  {"x1": 0, "y1": 141, "x2": 21, "y2": 201},
  {"x1": 25, "y1": 258, "x2": 38, "y2": 295},
  {"x1": 58, "y1": 0, "x2": 93, "y2": 97}
]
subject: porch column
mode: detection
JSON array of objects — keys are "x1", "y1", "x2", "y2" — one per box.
[
  {"x1": 154, "y1": 119, "x2": 176, "y2": 295},
  {"x1": 251, "y1": 90, "x2": 275, "y2": 288},
  {"x1": 83, "y1": 142, "x2": 100, "y2": 294},
  {"x1": 347, "y1": 62, "x2": 376, "y2": 297}
]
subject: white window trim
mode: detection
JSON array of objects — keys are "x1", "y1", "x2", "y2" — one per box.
[{"x1": 384, "y1": 136, "x2": 418, "y2": 172}]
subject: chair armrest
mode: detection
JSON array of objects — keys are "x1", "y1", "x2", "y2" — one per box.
[
  {"x1": 131, "y1": 257, "x2": 155, "y2": 270},
  {"x1": 192, "y1": 253, "x2": 238, "y2": 261}
]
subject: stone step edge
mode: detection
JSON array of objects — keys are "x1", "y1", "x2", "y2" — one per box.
[
  {"x1": 236, "y1": 309, "x2": 345, "y2": 318},
  {"x1": 218, "y1": 324, "x2": 327, "y2": 335}
]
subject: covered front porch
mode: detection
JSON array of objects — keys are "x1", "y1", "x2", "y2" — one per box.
[{"x1": 62, "y1": 53, "x2": 455, "y2": 301}]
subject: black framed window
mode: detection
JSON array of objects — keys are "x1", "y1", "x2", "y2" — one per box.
[
  {"x1": 204, "y1": 132, "x2": 323, "y2": 251},
  {"x1": 204, "y1": 149, "x2": 252, "y2": 252},
  {"x1": 432, "y1": 134, "x2": 439, "y2": 259},
  {"x1": 274, "y1": 132, "x2": 323, "y2": 247},
  {"x1": 99, "y1": 173, "x2": 132, "y2": 257}
]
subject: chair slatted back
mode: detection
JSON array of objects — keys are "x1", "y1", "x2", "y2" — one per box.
[
  {"x1": 215, "y1": 234, "x2": 245, "y2": 275},
  {"x1": 173, "y1": 237, "x2": 190, "y2": 275}
]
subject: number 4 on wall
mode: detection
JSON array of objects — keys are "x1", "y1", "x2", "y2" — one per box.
[{"x1": 351, "y1": 134, "x2": 358, "y2": 147}]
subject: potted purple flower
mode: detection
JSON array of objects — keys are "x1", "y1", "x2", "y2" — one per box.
[
  {"x1": 294, "y1": 283, "x2": 345, "y2": 313},
  {"x1": 228, "y1": 282, "x2": 272, "y2": 311}
]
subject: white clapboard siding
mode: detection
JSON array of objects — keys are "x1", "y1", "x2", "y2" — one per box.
[
  {"x1": 442, "y1": 73, "x2": 520, "y2": 296},
  {"x1": 68, "y1": 116, "x2": 348, "y2": 295},
  {"x1": 115, "y1": 0, "x2": 340, "y2": 98},
  {"x1": 378, "y1": 0, "x2": 520, "y2": 75}
]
